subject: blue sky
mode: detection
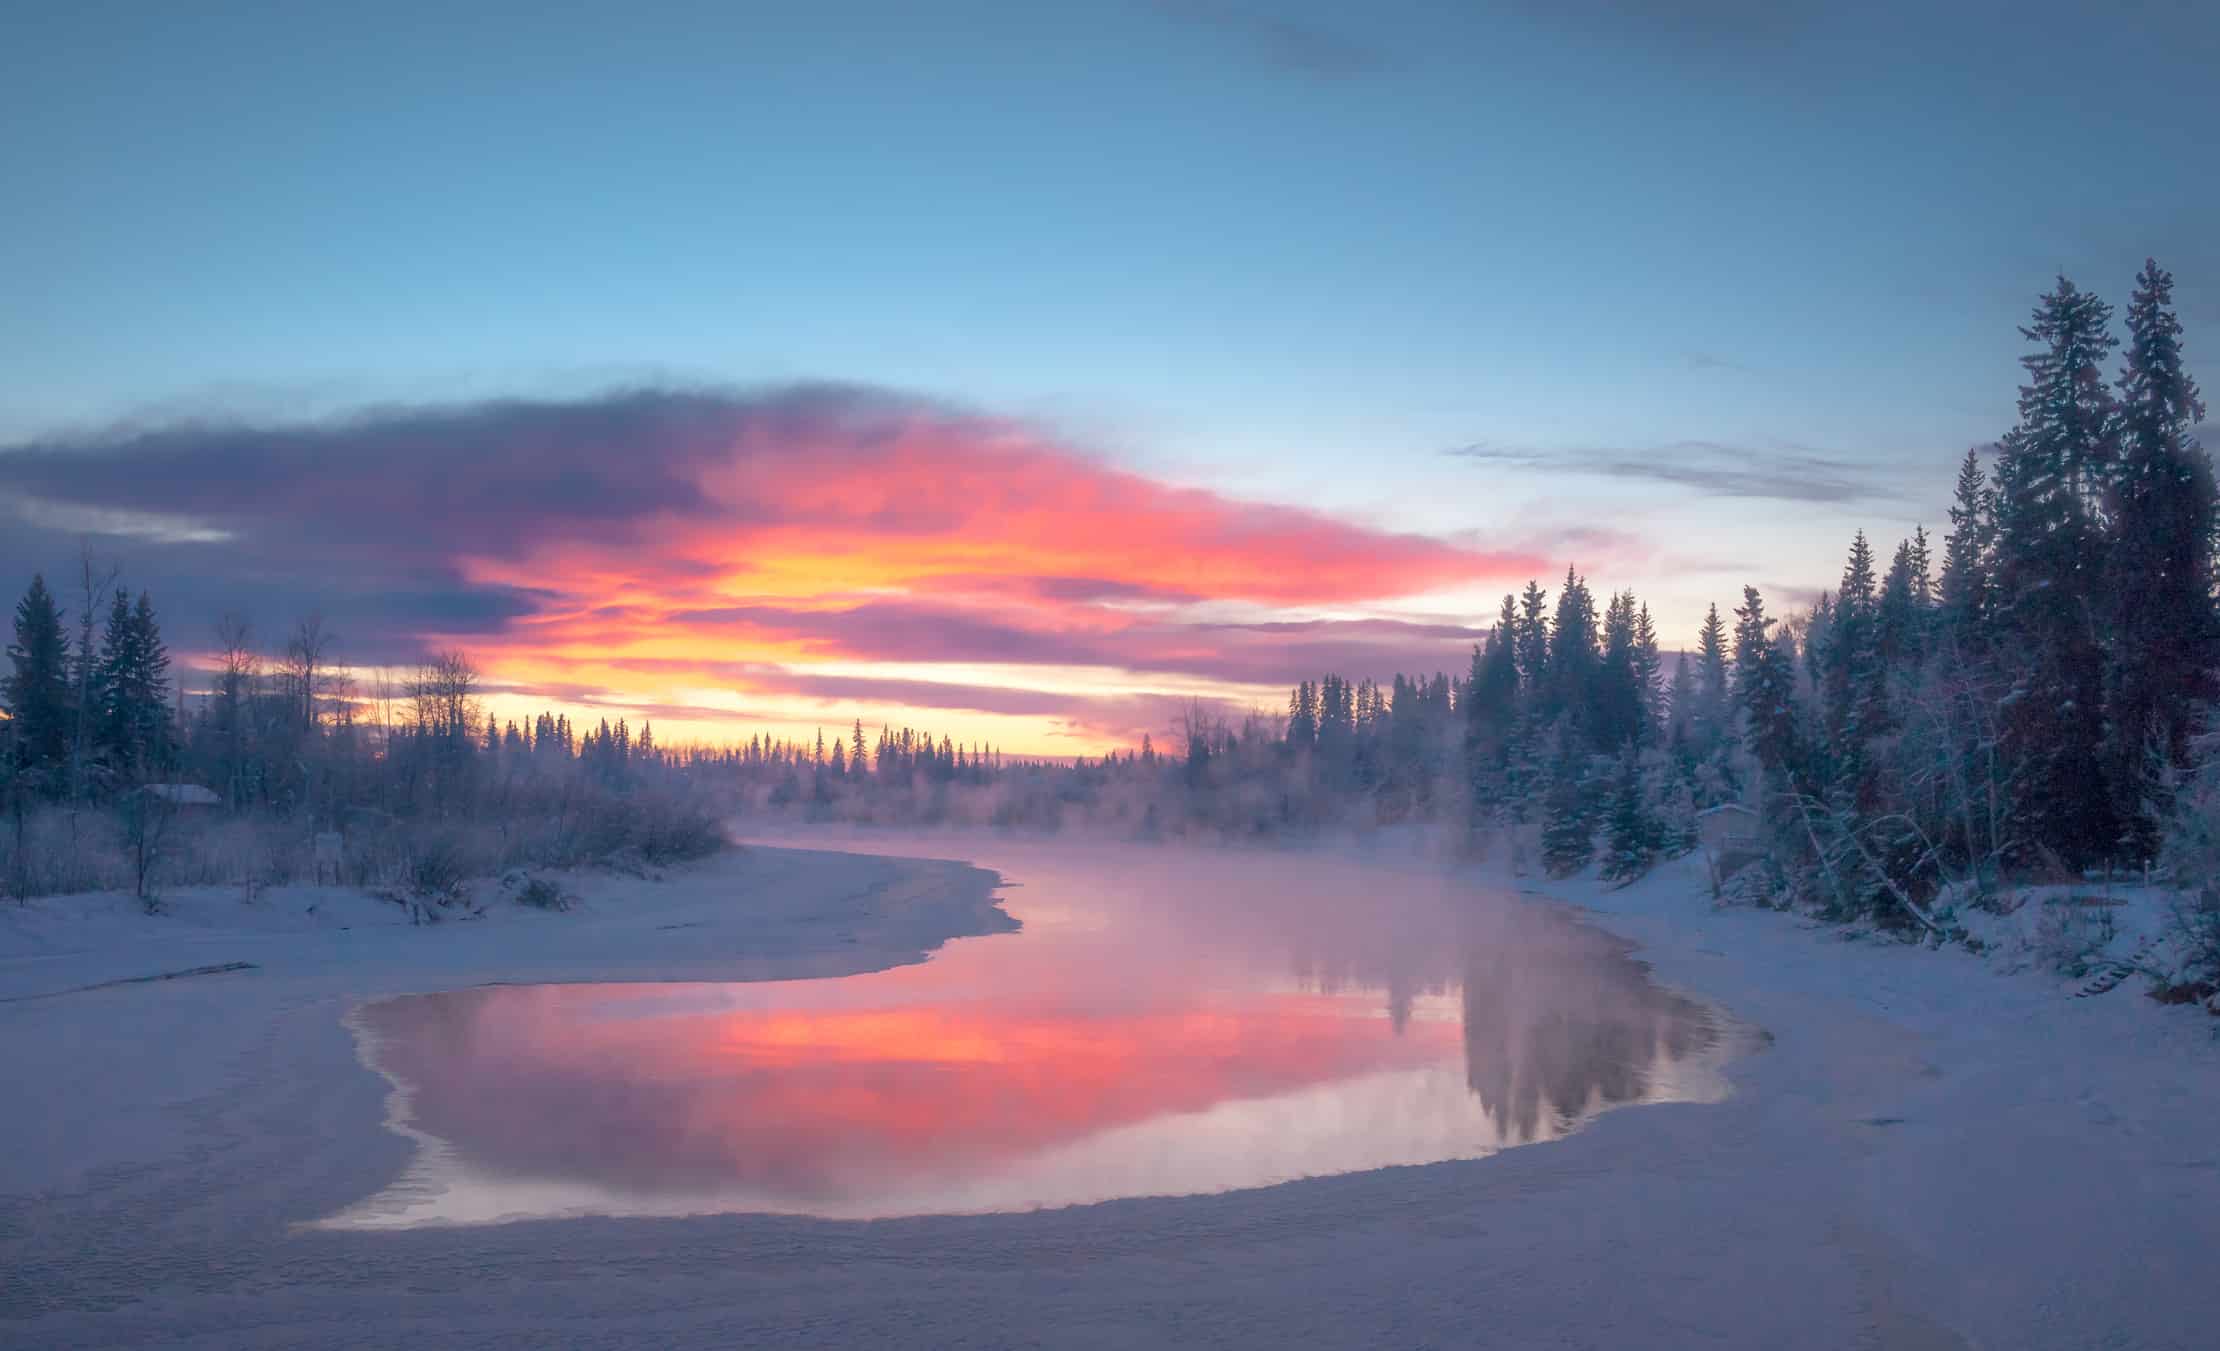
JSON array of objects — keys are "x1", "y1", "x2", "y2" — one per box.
[{"x1": 2, "y1": 1, "x2": 2215, "y2": 744}]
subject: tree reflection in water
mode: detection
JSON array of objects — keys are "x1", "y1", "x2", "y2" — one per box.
[{"x1": 331, "y1": 852, "x2": 1735, "y2": 1226}]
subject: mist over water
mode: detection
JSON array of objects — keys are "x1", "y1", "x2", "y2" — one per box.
[{"x1": 325, "y1": 844, "x2": 1742, "y2": 1227}]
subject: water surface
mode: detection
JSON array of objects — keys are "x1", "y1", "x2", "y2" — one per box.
[{"x1": 327, "y1": 845, "x2": 1739, "y2": 1226}]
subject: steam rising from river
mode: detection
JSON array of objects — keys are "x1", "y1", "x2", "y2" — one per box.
[{"x1": 321, "y1": 841, "x2": 1745, "y2": 1227}]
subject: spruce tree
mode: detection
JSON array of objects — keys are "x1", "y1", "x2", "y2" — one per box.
[
  {"x1": 1548, "y1": 567, "x2": 1598, "y2": 730},
  {"x1": 1877, "y1": 537, "x2": 1925, "y2": 672},
  {"x1": 1464, "y1": 617, "x2": 1519, "y2": 811},
  {"x1": 1595, "y1": 590, "x2": 1642, "y2": 749},
  {"x1": 1801, "y1": 591, "x2": 1834, "y2": 695},
  {"x1": 93, "y1": 589, "x2": 171, "y2": 779},
  {"x1": 1937, "y1": 448, "x2": 1994, "y2": 643},
  {"x1": 1631, "y1": 602, "x2": 1663, "y2": 745},
  {"x1": 1286, "y1": 679, "x2": 1319, "y2": 749},
  {"x1": 2106, "y1": 258, "x2": 2217, "y2": 859},
  {"x1": 1992, "y1": 276, "x2": 2120, "y2": 868},
  {"x1": 94, "y1": 588, "x2": 135, "y2": 771},
  {"x1": 1666, "y1": 651, "x2": 1696, "y2": 743},
  {"x1": 1316, "y1": 674, "x2": 1354, "y2": 783},
  {"x1": 1694, "y1": 603, "x2": 1731, "y2": 744},
  {"x1": 1515, "y1": 580, "x2": 1551, "y2": 695},
  {"x1": 1539, "y1": 727, "x2": 1594, "y2": 877},
  {"x1": 1733, "y1": 587, "x2": 1802, "y2": 790},
  {"x1": 3, "y1": 575, "x2": 72, "y2": 783},
  {"x1": 1826, "y1": 532, "x2": 1889, "y2": 755},
  {"x1": 1599, "y1": 747, "x2": 1656, "y2": 883}
]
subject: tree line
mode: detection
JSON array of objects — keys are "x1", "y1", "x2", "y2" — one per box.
[
  {"x1": 8, "y1": 262, "x2": 2209, "y2": 936},
  {"x1": 745, "y1": 262, "x2": 2214, "y2": 941}
]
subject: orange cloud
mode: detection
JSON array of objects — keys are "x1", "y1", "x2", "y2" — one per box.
[{"x1": 2, "y1": 387, "x2": 1539, "y2": 750}]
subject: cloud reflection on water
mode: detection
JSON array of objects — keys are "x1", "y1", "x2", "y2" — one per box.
[{"x1": 327, "y1": 850, "x2": 1738, "y2": 1226}]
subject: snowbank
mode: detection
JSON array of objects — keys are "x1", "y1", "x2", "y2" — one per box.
[
  {"x1": 0, "y1": 842, "x2": 1013, "y2": 1196},
  {"x1": 1, "y1": 833, "x2": 2215, "y2": 1350}
]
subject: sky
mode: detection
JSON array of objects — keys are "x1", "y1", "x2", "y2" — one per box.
[{"x1": 3, "y1": 1, "x2": 2216, "y2": 753}]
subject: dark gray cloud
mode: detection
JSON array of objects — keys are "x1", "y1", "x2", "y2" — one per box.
[
  {"x1": 0, "y1": 384, "x2": 943, "y2": 662},
  {"x1": 1443, "y1": 439, "x2": 1901, "y2": 505},
  {"x1": 0, "y1": 383, "x2": 1529, "y2": 721}
]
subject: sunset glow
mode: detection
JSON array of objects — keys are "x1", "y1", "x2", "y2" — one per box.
[{"x1": 1, "y1": 390, "x2": 1537, "y2": 753}]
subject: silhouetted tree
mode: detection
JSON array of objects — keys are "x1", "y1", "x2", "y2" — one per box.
[
  {"x1": 1991, "y1": 276, "x2": 2119, "y2": 869},
  {"x1": 3, "y1": 575, "x2": 71, "y2": 785},
  {"x1": 2106, "y1": 258, "x2": 2217, "y2": 860}
]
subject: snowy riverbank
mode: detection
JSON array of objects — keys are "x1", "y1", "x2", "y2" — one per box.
[
  {"x1": 0, "y1": 843, "x2": 1013, "y2": 1197},
  {"x1": 2, "y1": 834, "x2": 2216, "y2": 1349}
]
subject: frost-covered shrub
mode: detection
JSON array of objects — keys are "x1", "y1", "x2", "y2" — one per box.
[
  {"x1": 2030, "y1": 897, "x2": 2116, "y2": 977},
  {"x1": 2159, "y1": 755, "x2": 2220, "y2": 994},
  {"x1": 160, "y1": 816, "x2": 300, "y2": 887},
  {"x1": 514, "y1": 875, "x2": 573, "y2": 911},
  {"x1": 406, "y1": 832, "x2": 476, "y2": 901},
  {"x1": 0, "y1": 808, "x2": 128, "y2": 898}
]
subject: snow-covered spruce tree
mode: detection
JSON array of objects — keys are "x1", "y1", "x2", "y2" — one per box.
[
  {"x1": 1539, "y1": 727, "x2": 1594, "y2": 877},
  {"x1": 1548, "y1": 567, "x2": 1599, "y2": 736},
  {"x1": 1462, "y1": 609, "x2": 1520, "y2": 824},
  {"x1": 1594, "y1": 591, "x2": 1645, "y2": 750},
  {"x1": 1937, "y1": 447, "x2": 1995, "y2": 647},
  {"x1": 1631, "y1": 602, "x2": 1664, "y2": 745},
  {"x1": 1877, "y1": 531, "x2": 1930, "y2": 676},
  {"x1": 1666, "y1": 651, "x2": 1696, "y2": 747},
  {"x1": 1732, "y1": 586, "x2": 1803, "y2": 808},
  {"x1": 1822, "y1": 533, "x2": 1894, "y2": 812},
  {"x1": 1500, "y1": 705, "x2": 1548, "y2": 824},
  {"x1": 1990, "y1": 276, "x2": 2120, "y2": 871},
  {"x1": 2106, "y1": 259, "x2": 2217, "y2": 863},
  {"x1": 1515, "y1": 579, "x2": 1551, "y2": 695},
  {"x1": 1599, "y1": 748, "x2": 1657, "y2": 883},
  {"x1": 1655, "y1": 761, "x2": 1700, "y2": 857}
]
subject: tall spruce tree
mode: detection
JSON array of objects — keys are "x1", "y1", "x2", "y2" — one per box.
[
  {"x1": 94, "y1": 590, "x2": 173, "y2": 777},
  {"x1": 1598, "y1": 746, "x2": 1656, "y2": 883},
  {"x1": 1733, "y1": 587, "x2": 1802, "y2": 793},
  {"x1": 1539, "y1": 723, "x2": 1594, "y2": 877},
  {"x1": 1548, "y1": 567, "x2": 1599, "y2": 731},
  {"x1": 1464, "y1": 612, "x2": 1520, "y2": 808},
  {"x1": 1937, "y1": 447, "x2": 1994, "y2": 646},
  {"x1": 1514, "y1": 581, "x2": 1550, "y2": 688},
  {"x1": 1694, "y1": 603, "x2": 1732, "y2": 745},
  {"x1": 1666, "y1": 652, "x2": 1697, "y2": 745},
  {"x1": 1631, "y1": 602, "x2": 1663, "y2": 744},
  {"x1": 1824, "y1": 534, "x2": 1885, "y2": 740},
  {"x1": 1877, "y1": 536, "x2": 1927, "y2": 672},
  {"x1": 1595, "y1": 590, "x2": 1642, "y2": 749},
  {"x1": 1991, "y1": 276, "x2": 2120, "y2": 868},
  {"x1": 2104, "y1": 260, "x2": 2218, "y2": 857},
  {"x1": 4, "y1": 575, "x2": 72, "y2": 783},
  {"x1": 1286, "y1": 679, "x2": 1319, "y2": 749}
]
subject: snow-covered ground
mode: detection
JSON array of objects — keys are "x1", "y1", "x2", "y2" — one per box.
[{"x1": 3, "y1": 832, "x2": 2216, "y2": 1349}]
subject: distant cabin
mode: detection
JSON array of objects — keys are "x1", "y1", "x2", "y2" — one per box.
[
  {"x1": 1696, "y1": 803, "x2": 1762, "y2": 894},
  {"x1": 135, "y1": 783, "x2": 221, "y2": 810}
]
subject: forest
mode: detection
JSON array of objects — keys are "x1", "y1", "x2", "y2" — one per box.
[{"x1": 6, "y1": 263, "x2": 2216, "y2": 993}]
